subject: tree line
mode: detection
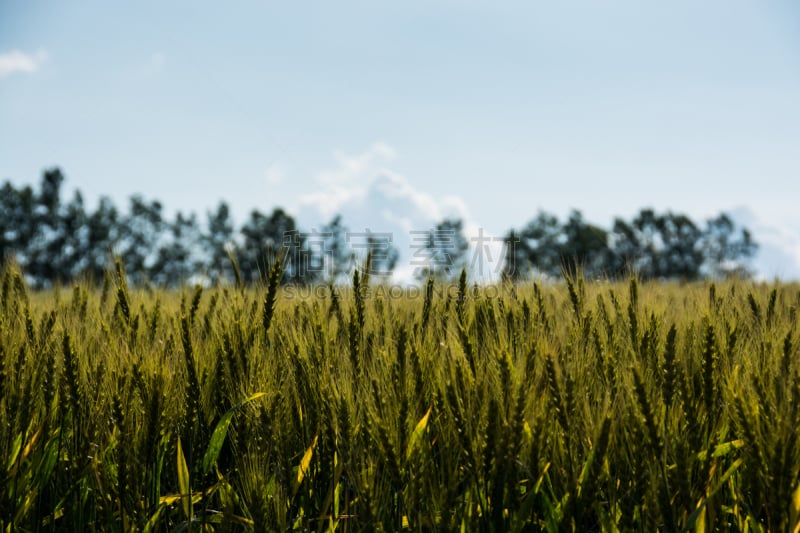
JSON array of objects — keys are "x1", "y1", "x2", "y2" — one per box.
[
  {"x1": 0, "y1": 168, "x2": 756, "y2": 288},
  {"x1": 502, "y1": 209, "x2": 756, "y2": 281}
]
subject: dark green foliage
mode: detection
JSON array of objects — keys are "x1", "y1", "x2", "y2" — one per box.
[
  {"x1": 1, "y1": 170, "x2": 759, "y2": 289},
  {"x1": 513, "y1": 207, "x2": 757, "y2": 281},
  {"x1": 413, "y1": 218, "x2": 470, "y2": 281}
]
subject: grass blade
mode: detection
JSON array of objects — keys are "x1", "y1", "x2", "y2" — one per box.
[
  {"x1": 293, "y1": 433, "x2": 318, "y2": 497},
  {"x1": 177, "y1": 437, "x2": 191, "y2": 521},
  {"x1": 202, "y1": 392, "x2": 266, "y2": 474},
  {"x1": 406, "y1": 406, "x2": 432, "y2": 460}
]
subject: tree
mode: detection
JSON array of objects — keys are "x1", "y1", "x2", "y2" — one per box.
[
  {"x1": 517, "y1": 211, "x2": 565, "y2": 278},
  {"x1": 365, "y1": 234, "x2": 399, "y2": 279},
  {"x1": 628, "y1": 209, "x2": 661, "y2": 279},
  {"x1": 610, "y1": 210, "x2": 704, "y2": 280},
  {"x1": 501, "y1": 229, "x2": 530, "y2": 282},
  {"x1": 320, "y1": 214, "x2": 354, "y2": 283},
  {"x1": 239, "y1": 208, "x2": 304, "y2": 284},
  {"x1": 83, "y1": 196, "x2": 120, "y2": 282},
  {"x1": 342, "y1": 229, "x2": 400, "y2": 281},
  {"x1": 118, "y1": 195, "x2": 165, "y2": 286},
  {"x1": 506, "y1": 208, "x2": 752, "y2": 283},
  {"x1": 608, "y1": 218, "x2": 640, "y2": 277},
  {"x1": 0, "y1": 167, "x2": 762, "y2": 288},
  {"x1": 412, "y1": 218, "x2": 469, "y2": 281},
  {"x1": 58, "y1": 191, "x2": 91, "y2": 281},
  {"x1": 701, "y1": 213, "x2": 757, "y2": 278},
  {"x1": 151, "y1": 211, "x2": 202, "y2": 287},
  {"x1": 0, "y1": 181, "x2": 36, "y2": 265},
  {"x1": 609, "y1": 209, "x2": 677, "y2": 280},
  {"x1": 560, "y1": 210, "x2": 611, "y2": 278},
  {"x1": 26, "y1": 169, "x2": 68, "y2": 285},
  {"x1": 654, "y1": 212, "x2": 703, "y2": 279},
  {"x1": 608, "y1": 209, "x2": 754, "y2": 281},
  {"x1": 205, "y1": 201, "x2": 235, "y2": 285}
]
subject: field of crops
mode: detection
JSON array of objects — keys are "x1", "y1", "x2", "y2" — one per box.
[{"x1": 1, "y1": 259, "x2": 799, "y2": 532}]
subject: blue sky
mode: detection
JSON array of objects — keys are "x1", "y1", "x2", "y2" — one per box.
[{"x1": 2, "y1": 1, "x2": 799, "y2": 279}]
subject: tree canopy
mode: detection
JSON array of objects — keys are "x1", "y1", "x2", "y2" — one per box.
[
  {"x1": 503, "y1": 208, "x2": 757, "y2": 281},
  {"x1": 1, "y1": 168, "x2": 758, "y2": 287}
]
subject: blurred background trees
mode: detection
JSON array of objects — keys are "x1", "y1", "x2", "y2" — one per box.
[
  {"x1": 505, "y1": 208, "x2": 756, "y2": 281},
  {"x1": 0, "y1": 167, "x2": 757, "y2": 287},
  {"x1": 412, "y1": 218, "x2": 469, "y2": 282}
]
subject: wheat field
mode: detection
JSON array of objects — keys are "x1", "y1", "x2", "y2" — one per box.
[{"x1": 1, "y1": 259, "x2": 799, "y2": 532}]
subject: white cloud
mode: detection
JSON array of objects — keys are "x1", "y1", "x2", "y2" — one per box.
[
  {"x1": 298, "y1": 142, "x2": 387, "y2": 218},
  {"x1": 298, "y1": 142, "x2": 469, "y2": 226},
  {"x1": 728, "y1": 206, "x2": 800, "y2": 281},
  {"x1": 265, "y1": 163, "x2": 286, "y2": 185},
  {"x1": 315, "y1": 141, "x2": 395, "y2": 189},
  {"x1": 138, "y1": 51, "x2": 166, "y2": 77},
  {"x1": 149, "y1": 51, "x2": 166, "y2": 71},
  {"x1": 296, "y1": 143, "x2": 505, "y2": 283},
  {"x1": 0, "y1": 49, "x2": 48, "y2": 78}
]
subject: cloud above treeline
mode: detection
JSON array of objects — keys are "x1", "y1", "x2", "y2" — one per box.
[
  {"x1": 295, "y1": 142, "x2": 505, "y2": 282},
  {"x1": 0, "y1": 49, "x2": 48, "y2": 78},
  {"x1": 292, "y1": 143, "x2": 800, "y2": 282},
  {"x1": 298, "y1": 142, "x2": 470, "y2": 225}
]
